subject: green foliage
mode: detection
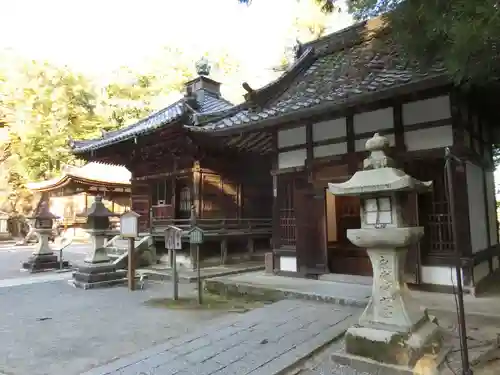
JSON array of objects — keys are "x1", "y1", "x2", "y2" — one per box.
[{"x1": 331, "y1": 0, "x2": 500, "y2": 85}]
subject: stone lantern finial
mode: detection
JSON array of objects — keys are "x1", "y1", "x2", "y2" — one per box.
[{"x1": 363, "y1": 133, "x2": 395, "y2": 170}]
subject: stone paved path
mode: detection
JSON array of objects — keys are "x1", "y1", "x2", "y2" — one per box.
[{"x1": 82, "y1": 300, "x2": 357, "y2": 375}]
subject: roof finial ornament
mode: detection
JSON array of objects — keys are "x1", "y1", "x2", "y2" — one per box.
[{"x1": 195, "y1": 56, "x2": 211, "y2": 76}]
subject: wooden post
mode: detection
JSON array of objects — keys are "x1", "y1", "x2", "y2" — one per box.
[
  {"x1": 128, "y1": 237, "x2": 135, "y2": 291},
  {"x1": 172, "y1": 248, "x2": 178, "y2": 300},
  {"x1": 220, "y1": 239, "x2": 228, "y2": 265},
  {"x1": 196, "y1": 244, "x2": 202, "y2": 305}
]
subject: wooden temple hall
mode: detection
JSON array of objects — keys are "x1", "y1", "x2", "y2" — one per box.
[
  {"x1": 70, "y1": 58, "x2": 273, "y2": 266},
  {"x1": 72, "y1": 17, "x2": 500, "y2": 292},
  {"x1": 27, "y1": 162, "x2": 131, "y2": 229}
]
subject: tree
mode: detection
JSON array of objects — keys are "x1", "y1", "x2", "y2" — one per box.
[{"x1": 241, "y1": 0, "x2": 500, "y2": 85}]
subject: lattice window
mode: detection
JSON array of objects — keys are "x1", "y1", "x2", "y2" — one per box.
[
  {"x1": 405, "y1": 160, "x2": 453, "y2": 255},
  {"x1": 278, "y1": 177, "x2": 296, "y2": 246},
  {"x1": 179, "y1": 186, "x2": 191, "y2": 213}
]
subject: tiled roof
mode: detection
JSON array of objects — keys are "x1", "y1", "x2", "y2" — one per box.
[
  {"x1": 198, "y1": 19, "x2": 449, "y2": 133},
  {"x1": 26, "y1": 162, "x2": 131, "y2": 191},
  {"x1": 71, "y1": 89, "x2": 233, "y2": 153}
]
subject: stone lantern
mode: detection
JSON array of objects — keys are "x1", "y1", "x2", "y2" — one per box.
[
  {"x1": 72, "y1": 196, "x2": 126, "y2": 289},
  {"x1": 328, "y1": 133, "x2": 446, "y2": 372},
  {"x1": 22, "y1": 201, "x2": 69, "y2": 271},
  {"x1": 84, "y1": 196, "x2": 114, "y2": 263}
]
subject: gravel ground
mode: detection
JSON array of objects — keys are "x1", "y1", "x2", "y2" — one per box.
[{"x1": 0, "y1": 279, "x2": 229, "y2": 375}]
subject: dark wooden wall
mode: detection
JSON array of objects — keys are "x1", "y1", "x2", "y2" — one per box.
[{"x1": 199, "y1": 153, "x2": 272, "y2": 220}]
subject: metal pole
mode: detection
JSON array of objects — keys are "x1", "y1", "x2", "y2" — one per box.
[
  {"x1": 128, "y1": 237, "x2": 135, "y2": 291},
  {"x1": 444, "y1": 147, "x2": 473, "y2": 375},
  {"x1": 172, "y1": 248, "x2": 178, "y2": 300},
  {"x1": 59, "y1": 247, "x2": 63, "y2": 270},
  {"x1": 196, "y1": 244, "x2": 202, "y2": 304}
]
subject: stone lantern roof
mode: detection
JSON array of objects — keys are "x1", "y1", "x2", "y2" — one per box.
[
  {"x1": 84, "y1": 196, "x2": 115, "y2": 218},
  {"x1": 30, "y1": 201, "x2": 58, "y2": 220},
  {"x1": 328, "y1": 133, "x2": 433, "y2": 196}
]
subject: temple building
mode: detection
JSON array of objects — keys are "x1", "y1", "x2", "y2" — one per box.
[
  {"x1": 70, "y1": 59, "x2": 272, "y2": 268},
  {"x1": 71, "y1": 17, "x2": 500, "y2": 293},
  {"x1": 190, "y1": 18, "x2": 499, "y2": 293},
  {"x1": 27, "y1": 162, "x2": 131, "y2": 231}
]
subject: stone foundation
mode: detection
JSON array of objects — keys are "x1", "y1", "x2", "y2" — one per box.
[
  {"x1": 71, "y1": 263, "x2": 127, "y2": 290},
  {"x1": 344, "y1": 318, "x2": 443, "y2": 367},
  {"x1": 22, "y1": 253, "x2": 70, "y2": 272}
]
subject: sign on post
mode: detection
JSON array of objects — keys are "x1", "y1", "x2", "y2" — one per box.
[
  {"x1": 120, "y1": 211, "x2": 140, "y2": 291},
  {"x1": 120, "y1": 211, "x2": 140, "y2": 238},
  {"x1": 164, "y1": 225, "x2": 183, "y2": 300}
]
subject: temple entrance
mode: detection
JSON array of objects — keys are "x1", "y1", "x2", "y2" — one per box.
[{"x1": 324, "y1": 192, "x2": 372, "y2": 276}]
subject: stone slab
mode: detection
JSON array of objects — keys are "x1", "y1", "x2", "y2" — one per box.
[
  {"x1": 140, "y1": 263, "x2": 264, "y2": 283},
  {"x1": 80, "y1": 300, "x2": 357, "y2": 375},
  {"x1": 22, "y1": 253, "x2": 70, "y2": 272},
  {"x1": 205, "y1": 272, "x2": 371, "y2": 308}
]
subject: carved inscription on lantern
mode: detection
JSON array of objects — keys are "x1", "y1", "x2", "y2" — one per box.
[{"x1": 378, "y1": 254, "x2": 395, "y2": 318}]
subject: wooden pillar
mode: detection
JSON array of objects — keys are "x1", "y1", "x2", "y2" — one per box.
[
  {"x1": 345, "y1": 114, "x2": 357, "y2": 175},
  {"x1": 271, "y1": 132, "x2": 280, "y2": 251},
  {"x1": 450, "y1": 91, "x2": 473, "y2": 284},
  {"x1": 192, "y1": 161, "x2": 201, "y2": 218},
  {"x1": 220, "y1": 239, "x2": 228, "y2": 265}
]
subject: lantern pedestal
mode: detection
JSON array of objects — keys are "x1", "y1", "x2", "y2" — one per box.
[
  {"x1": 334, "y1": 246, "x2": 445, "y2": 371},
  {"x1": 72, "y1": 231, "x2": 126, "y2": 289},
  {"x1": 71, "y1": 263, "x2": 127, "y2": 290},
  {"x1": 84, "y1": 229, "x2": 110, "y2": 264},
  {"x1": 22, "y1": 229, "x2": 69, "y2": 272}
]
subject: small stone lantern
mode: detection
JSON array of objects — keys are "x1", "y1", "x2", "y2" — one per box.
[
  {"x1": 328, "y1": 133, "x2": 444, "y2": 371},
  {"x1": 22, "y1": 202, "x2": 67, "y2": 271},
  {"x1": 83, "y1": 196, "x2": 115, "y2": 264},
  {"x1": 72, "y1": 196, "x2": 127, "y2": 289}
]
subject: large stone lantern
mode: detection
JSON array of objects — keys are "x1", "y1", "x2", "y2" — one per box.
[
  {"x1": 328, "y1": 133, "x2": 446, "y2": 372},
  {"x1": 22, "y1": 201, "x2": 69, "y2": 271},
  {"x1": 71, "y1": 196, "x2": 126, "y2": 289}
]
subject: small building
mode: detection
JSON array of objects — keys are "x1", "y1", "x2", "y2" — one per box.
[
  {"x1": 70, "y1": 60, "x2": 273, "y2": 267},
  {"x1": 191, "y1": 18, "x2": 500, "y2": 293},
  {"x1": 0, "y1": 210, "x2": 10, "y2": 240},
  {"x1": 26, "y1": 162, "x2": 131, "y2": 230}
]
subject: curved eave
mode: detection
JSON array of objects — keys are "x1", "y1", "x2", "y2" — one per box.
[
  {"x1": 70, "y1": 108, "x2": 186, "y2": 154},
  {"x1": 27, "y1": 174, "x2": 131, "y2": 193}
]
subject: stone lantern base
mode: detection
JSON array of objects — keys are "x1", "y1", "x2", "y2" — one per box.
[
  {"x1": 71, "y1": 263, "x2": 127, "y2": 290},
  {"x1": 22, "y1": 253, "x2": 70, "y2": 272}
]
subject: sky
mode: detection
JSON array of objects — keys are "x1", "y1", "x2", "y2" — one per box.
[{"x1": 0, "y1": 0, "x2": 353, "y2": 79}]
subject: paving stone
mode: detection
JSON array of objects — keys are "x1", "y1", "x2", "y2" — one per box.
[{"x1": 90, "y1": 300, "x2": 355, "y2": 375}]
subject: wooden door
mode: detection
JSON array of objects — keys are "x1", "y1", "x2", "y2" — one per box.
[
  {"x1": 294, "y1": 187, "x2": 328, "y2": 276},
  {"x1": 402, "y1": 192, "x2": 421, "y2": 284}
]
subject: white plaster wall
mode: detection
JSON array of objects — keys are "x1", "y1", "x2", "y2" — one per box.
[
  {"x1": 355, "y1": 133, "x2": 395, "y2": 152},
  {"x1": 278, "y1": 149, "x2": 307, "y2": 169},
  {"x1": 474, "y1": 262, "x2": 490, "y2": 285},
  {"x1": 353, "y1": 107, "x2": 394, "y2": 134},
  {"x1": 466, "y1": 163, "x2": 489, "y2": 253},
  {"x1": 313, "y1": 142, "x2": 347, "y2": 158},
  {"x1": 405, "y1": 126, "x2": 453, "y2": 152},
  {"x1": 312, "y1": 118, "x2": 346, "y2": 142},
  {"x1": 493, "y1": 256, "x2": 499, "y2": 270},
  {"x1": 277, "y1": 126, "x2": 306, "y2": 148},
  {"x1": 485, "y1": 171, "x2": 498, "y2": 245},
  {"x1": 402, "y1": 95, "x2": 451, "y2": 126},
  {"x1": 420, "y1": 265, "x2": 464, "y2": 286},
  {"x1": 280, "y1": 256, "x2": 297, "y2": 272}
]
